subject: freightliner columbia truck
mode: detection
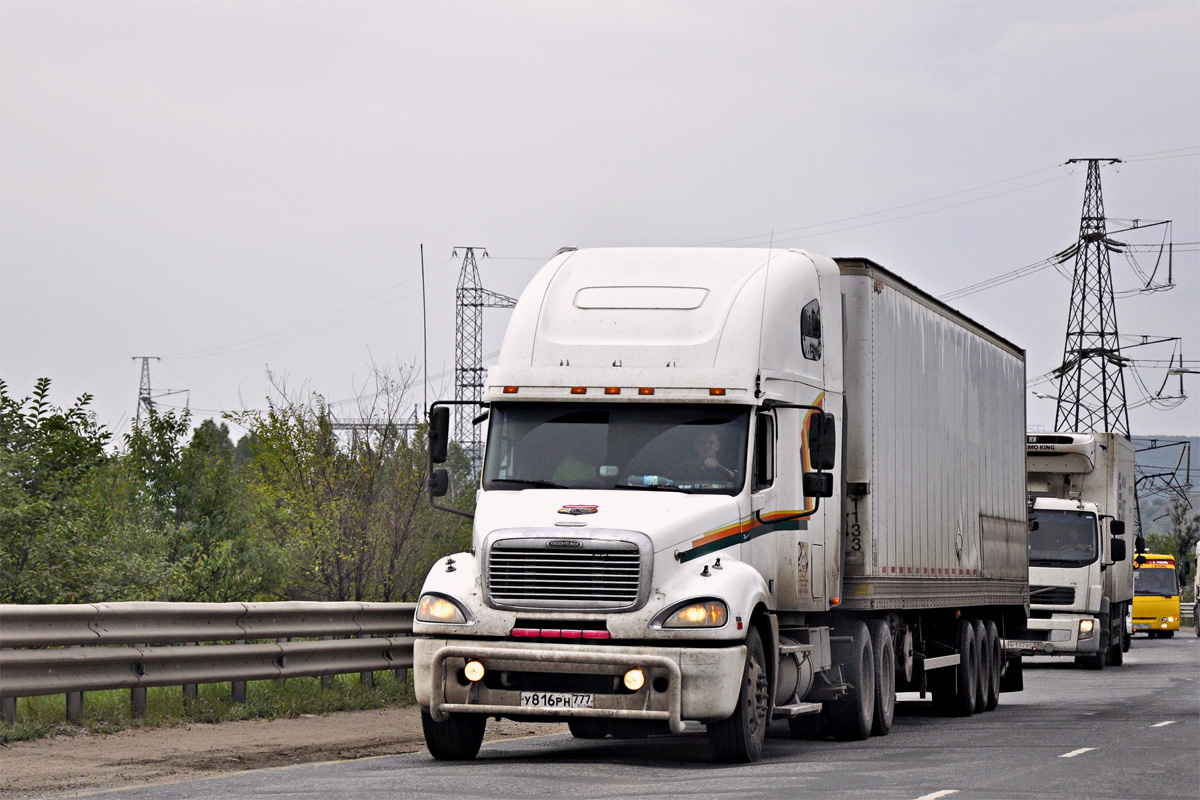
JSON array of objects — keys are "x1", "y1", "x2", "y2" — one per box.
[
  {"x1": 1009, "y1": 433, "x2": 1137, "y2": 669},
  {"x1": 415, "y1": 248, "x2": 1030, "y2": 762}
]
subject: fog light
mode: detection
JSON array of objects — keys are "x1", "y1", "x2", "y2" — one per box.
[
  {"x1": 464, "y1": 660, "x2": 485, "y2": 682},
  {"x1": 623, "y1": 669, "x2": 645, "y2": 691}
]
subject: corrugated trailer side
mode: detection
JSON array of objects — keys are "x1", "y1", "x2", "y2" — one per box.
[{"x1": 836, "y1": 258, "x2": 1028, "y2": 612}]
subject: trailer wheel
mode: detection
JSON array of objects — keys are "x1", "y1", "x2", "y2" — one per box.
[
  {"x1": 869, "y1": 619, "x2": 895, "y2": 736},
  {"x1": 983, "y1": 621, "x2": 1001, "y2": 711},
  {"x1": 421, "y1": 710, "x2": 486, "y2": 760},
  {"x1": 707, "y1": 626, "x2": 769, "y2": 762},
  {"x1": 827, "y1": 621, "x2": 875, "y2": 741},
  {"x1": 933, "y1": 619, "x2": 977, "y2": 716},
  {"x1": 971, "y1": 620, "x2": 988, "y2": 714}
]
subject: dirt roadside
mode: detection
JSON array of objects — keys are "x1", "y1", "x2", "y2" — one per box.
[{"x1": 0, "y1": 708, "x2": 566, "y2": 799}]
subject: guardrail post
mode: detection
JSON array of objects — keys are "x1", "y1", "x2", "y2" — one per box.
[
  {"x1": 130, "y1": 643, "x2": 147, "y2": 718},
  {"x1": 131, "y1": 686, "x2": 147, "y2": 718},
  {"x1": 360, "y1": 670, "x2": 374, "y2": 689},
  {"x1": 66, "y1": 691, "x2": 85, "y2": 725},
  {"x1": 183, "y1": 643, "x2": 198, "y2": 705},
  {"x1": 2, "y1": 696, "x2": 16, "y2": 724},
  {"x1": 231, "y1": 640, "x2": 247, "y2": 703},
  {"x1": 320, "y1": 636, "x2": 335, "y2": 689}
]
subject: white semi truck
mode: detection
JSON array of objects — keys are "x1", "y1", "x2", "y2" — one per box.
[
  {"x1": 1011, "y1": 433, "x2": 1137, "y2": 669},
  {"x1": 415, "y1": 248, "x2": 1030, "y2": 762}
]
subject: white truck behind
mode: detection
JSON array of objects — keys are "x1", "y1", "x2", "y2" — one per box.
[
  {"x1": 1011, "y1": 432, "x2": 1136, "y2": 668},
  {"x1": 415, "y1": 248, "x2": 1030, "y2": 762}
]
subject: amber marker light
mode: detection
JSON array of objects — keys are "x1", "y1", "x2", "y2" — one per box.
[
  {"x1": 605, "y1": 387, "x2": 621, "y2": 395},
  {"x1": 570, "y1": 387, "x2": 587, "y2": 395},
  {"x1": 709, "y1": 388, "x2": 726, "y2": 396},
  {"x1": 623, "y1": 668, "x2": 645, "y2": 691},
  {"x1": 503, "y1": 386, "x2": 519, "y2": 394},
  {"x1": 830, "y1": 597, "x2": 841, "y2": 606},
  {"x1": 638, "y1": 387, "x2": 655, "y2": 395}
]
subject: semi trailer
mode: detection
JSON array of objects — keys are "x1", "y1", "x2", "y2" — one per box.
[{"x1": 414, "y1": 247, "x2": 1030, "y2": 762}]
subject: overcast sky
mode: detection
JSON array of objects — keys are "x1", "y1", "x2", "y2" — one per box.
[{"x1": 2, "y1": 0, "x2": 1197, "y2": 443}]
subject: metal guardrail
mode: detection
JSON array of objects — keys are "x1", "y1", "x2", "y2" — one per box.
[
  {"x1": 0, "y1": 601, "x2": 416, "y2": 724},
  {"x1": 1182, "y1": 601, "x2": 1195, "y2": 619}
]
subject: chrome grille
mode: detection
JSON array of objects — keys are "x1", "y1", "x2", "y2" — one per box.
[
  {"x1": 1030, "y1": 585, "x2": 1075, "y2": 605},
  {"x1": 485, "y1": 536, "x2": 645, "y2": 610}
]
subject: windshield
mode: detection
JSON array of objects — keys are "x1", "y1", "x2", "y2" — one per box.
[
  {"x1": 1028, "y1": 509, "x2": 1098, "y2": 568},
  {"x1": 1134, "y1": 566, "x2": 1179, "y2": 597},
  {"x1": 482, "y1": 402, "x2": 750, "y2": 495}
]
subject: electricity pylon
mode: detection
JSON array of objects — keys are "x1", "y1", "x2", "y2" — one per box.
[
  {"x1": 1053, "y1": 158, "x2": 1131, "y2": 436},
  {"x1": 132, "y1": 356, "x2": 159, "y2": 425},
  {"x1": 453, "y1": 247, "x2": 516, "y2": 471}
]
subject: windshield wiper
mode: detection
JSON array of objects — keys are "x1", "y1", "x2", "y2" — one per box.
[
  {"x1": 487, "y1": 478, "x2": 567, "y2": 490},
  {"x1": 614, "y1": 483, "x2": 691, "y2": 493}
]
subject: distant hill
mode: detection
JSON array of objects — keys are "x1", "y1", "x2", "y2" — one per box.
[{"x1": 1133, "y1": 435, "x2": 1198, "y2": 540}]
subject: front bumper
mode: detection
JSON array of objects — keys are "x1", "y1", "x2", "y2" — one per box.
[
  {"x1": 414, "y1": 637, "x2": 746, "y2": 733},
  {"x1": 1004, "y1": 615, "x2": 1100, "y2": 657},
  {"x1": 1133, "y1": 616, "x2": 1179, "y2": 632}
]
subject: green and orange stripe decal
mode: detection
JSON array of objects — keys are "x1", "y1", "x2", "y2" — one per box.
[{"x1": 679, "y1": 510, "x2": 809, "y2": 563}]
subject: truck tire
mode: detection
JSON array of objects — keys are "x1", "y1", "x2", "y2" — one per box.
[
  {"x1": 869, "y1": 619, "x2": 895, "y2": 736},
  {"x1": 707, "y1": 626, "x2": 769, "y2": 763},
  {"x1": 971, "y1": 620, "x2": 988, "y2": 714},
  {"x1": 933, "y1": 619, "x2": 977, "y2": 717},
  {"x1": 421, "y1": 710, "x2": 486, "y2": 760},
  {"x1": 826, "y1": 621, "x2": 876, "y2": 741},
  {"x1": 1108, "y1": 617, "x2": 1124, "y2": 666},
  {"x1": 1076, "y1": 618, "x2": 1109, "y2": 670},
  {"x1": 568, "y1": 719, "x2": 609, "y2": 739},
  {"x1": 983, "y1": 620, "x2": 1001, "y2": 711}
]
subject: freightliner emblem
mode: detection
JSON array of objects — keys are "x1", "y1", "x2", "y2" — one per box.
[
  {"x1": 557, "y1": 505, "x2": 598, "y2": 516},
  {"x1": 547, "y1": 540, "x2": 584, "y2": 548}
]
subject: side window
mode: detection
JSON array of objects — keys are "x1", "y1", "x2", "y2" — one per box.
[
  {"x1": 753, "y1": 413, "x2": 775, "y2": 492},
  {"x1": 801, "y1": 299, "x2": 822, "y2": 361}
]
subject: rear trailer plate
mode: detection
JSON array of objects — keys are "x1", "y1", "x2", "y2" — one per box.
[{"x1": 520, "y1": 692, "x2": 595, "y2": 709}]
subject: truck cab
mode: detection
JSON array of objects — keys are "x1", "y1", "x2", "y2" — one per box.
[{"x1": 1012, "y1": 432, "x2": 1133, "y2": 669}]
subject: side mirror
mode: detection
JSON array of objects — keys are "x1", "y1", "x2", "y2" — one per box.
[
  {"x1": 429, "y1": 406, "x2": 450, "y2": 464},
  {"x1": 1135, "y1": 534, "x2": 1146, "y2": 553},
  {"x1": 1135, "y1": 553, "x2": 1147, "y2": 567},
  {"x1": 1110, "y1": 520, "x2": 1125, "y2": 538},
  {"x1": 429, "y1": 468, "x2": 449, "y2": 498},
  {"x1": 1110, "y1": 537, "x2": 1126, "y2": 563},
  {"x1": 807, "y1": 412, "x2": 837, "y2": 471},
  {"x1": 803, "y1": 472, "x2": 834, "y2": 498}
]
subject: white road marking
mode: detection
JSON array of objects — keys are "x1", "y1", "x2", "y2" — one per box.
[
  {"x1": 1151, "y1": 720, "x2": 1177, "y2": 728},
  {"x1": 913, "y1": 791, "x2": 959, "y2": 800},
  {"x1": 1059, "y1": 747, "x2": 1096, "y2": 758}
]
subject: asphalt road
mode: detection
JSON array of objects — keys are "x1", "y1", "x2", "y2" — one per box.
[{"x1": 61, "y1": 633, "x2": 1198, "y2": 800}]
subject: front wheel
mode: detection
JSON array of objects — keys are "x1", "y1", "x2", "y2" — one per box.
[
  {"x1": 422, "y1": 710, "x2": 486, "y2": 760},
  {"x1": 707, "y1": 626, "x2": 770, "y2": 762}
]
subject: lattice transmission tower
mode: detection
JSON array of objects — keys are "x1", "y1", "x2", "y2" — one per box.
[
  {"x1": 132, "y1": 356, "x2": 159, "y2": 425},
  {"x1": 1053, "y1": 158, "x2": 1131, "y2": 436},
  {"x1": 453, "y1": 247, "x2": 515, "y2": 471}
]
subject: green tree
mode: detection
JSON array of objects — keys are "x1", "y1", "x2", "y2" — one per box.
[
  {"x1": 0, "y1": 378, "x2": 112, "y2": 603},
  {"x1": 1147, "y1": 497, "x2": 1199, "y2": 598},
  {"x1": 233, "y1": 366, "x2": 469, "y2": 602}
]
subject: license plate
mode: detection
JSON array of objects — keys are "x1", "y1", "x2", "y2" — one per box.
[
  {"x1": 1007, "y1": 640, "x2": 1047, "y2": 652},
  {"x1": 519, "y1": 692, "x2": 594, "y2": 709},
  {"x1": 1133, "y1": 624, "x2": 1150, "y2": 631}
]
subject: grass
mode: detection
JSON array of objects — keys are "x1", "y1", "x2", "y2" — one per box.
[{"x1": 0, "y1": 670, "x2": 414, "y2": 744}]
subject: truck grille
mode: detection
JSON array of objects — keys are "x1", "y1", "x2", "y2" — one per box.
[
  {"x1": 485, "y1": 536, "x2": 646, "y2": 610},
  {"x1": 1030, "y1": 585, "x2": 1075, "y2": 605}
]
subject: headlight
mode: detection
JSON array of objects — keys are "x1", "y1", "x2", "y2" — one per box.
[
  {"x1": 654, "y1": 599, "x2": 728, "y2": 629},
  {"x1": 417, "y1": 593, "x2": 469, "y2": 624},
  {"x1": 1078, "y1": 619, "x2": 1095, "y2": 634}
]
